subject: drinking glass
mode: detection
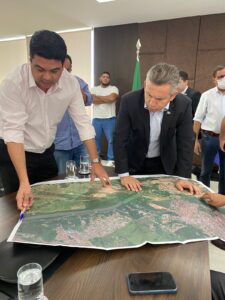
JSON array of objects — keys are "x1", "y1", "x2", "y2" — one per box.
[
  {"x1": 17, "y1": 262, "x2": 48, "y2": 300},
  {"x1": 66, "y1": 160, "x2": 77, "y2": 179},
  {"x1": 79, "y1": 155, "x2": 90, "y2": 175}
]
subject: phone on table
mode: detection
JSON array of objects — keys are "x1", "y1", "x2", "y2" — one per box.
[{"x1": 127, "y1": 272, "x2": 177, "y2": 295}]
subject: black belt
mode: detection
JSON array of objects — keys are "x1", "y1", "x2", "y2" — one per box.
[{"x1": 202, "y1": 130, "x2": 219, "y2": 137}]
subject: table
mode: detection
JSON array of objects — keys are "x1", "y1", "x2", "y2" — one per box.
[{"x1": 0, "y1": 180, "x2": 211, "y2": 300}]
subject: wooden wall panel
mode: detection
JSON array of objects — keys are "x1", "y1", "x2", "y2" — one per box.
[
  {"x1": 195, "y1": 13, "x2": 225, "y2": 92},
  {"x1": 195, "y1": 50, "x2": 225, "y2": 92},
  {"x1": 139, "y1": 21, "x2": 167, "y2": 54},
  {"x1": 166, "y1": 17, "x2": 200, "y2": 80},
  {"x1": 198, "y1": 14, "x2": 225, "y2": 50},
  {"x1": 94, "y1": 13, "x2": 225, "y2": 96},
  {"x1": 94, "y1": 24, "x2": 138, "y2": 96}
]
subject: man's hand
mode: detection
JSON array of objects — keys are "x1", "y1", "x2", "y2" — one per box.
[
  {"x1": 90, "y1": 163, "x2": 111, "y2": 186},
  {"x1": 201, "y1": 192, "x2": 225, "y2": 207},
  {"x1": 175, "y1": 179, "x2": 202, "y2": 195},
  {"x1": 194, "y1": 140, "x2": 201, "y2": 155},
  {"x1": 16, "y1": 181, "x2": 33, "y2": 210},
  {"x1": 120, "y1": 176, "x2": 143, "y2": 192}
]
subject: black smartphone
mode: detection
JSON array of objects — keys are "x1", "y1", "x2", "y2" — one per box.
[{"x1": 127, "y1": 272, "x2": 177, "y2": 295}]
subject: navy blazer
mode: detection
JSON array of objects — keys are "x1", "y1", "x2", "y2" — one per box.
[{"x1": 114, "y1": 88, "x2": 194, "y2": 178}]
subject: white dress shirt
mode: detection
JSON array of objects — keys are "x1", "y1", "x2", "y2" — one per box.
[
  {"x1": 194, "y1": 87, "x2": 225, "y2": 134},
  {"x1": 0, "y1": 64, "x2": 95, "y2": 153},
  {"x1": 146, "y1": 108, "x2": 165, "y2": 158}
]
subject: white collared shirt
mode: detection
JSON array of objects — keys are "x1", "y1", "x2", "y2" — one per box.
[
  {"x1": 0, "y1": 64, "x2": 95, "y2": 153},
  {"x1": 194, "y1": 87, "x2": 225, "y2": 133},
  {"x1": 181, "y1": 86, "x2": 188, "y2": 95},
  {"x1": 146, "y1": 103, "x2": 169, "y2": 158}
]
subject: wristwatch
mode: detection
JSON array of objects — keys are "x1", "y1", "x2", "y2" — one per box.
[{"x1": 91, "y1": 158, "x2": 101, "y2": 164}]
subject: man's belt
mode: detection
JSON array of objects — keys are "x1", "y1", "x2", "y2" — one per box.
[{"x1": 202, "y1": 129, "x2": 219, "y2": 137}]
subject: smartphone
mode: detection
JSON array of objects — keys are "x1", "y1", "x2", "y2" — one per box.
[{"x1": 127, "y1": 272, "x2": 177, "y2": 295}]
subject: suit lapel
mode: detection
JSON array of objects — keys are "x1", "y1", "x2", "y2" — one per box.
[
  {"x1": 160, "y1": 101, "x2": 175, "y2": 142},
  {"x1": 140, "y1": 97, "x2": 150, "y2": 145}
]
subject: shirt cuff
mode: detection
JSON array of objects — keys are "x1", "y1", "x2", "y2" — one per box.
[{"x1": 118, "y1": 172, "x2": 129, "y2": 177}]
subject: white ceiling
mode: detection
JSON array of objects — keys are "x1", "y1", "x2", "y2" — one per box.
[{"x1": 1, "y1": 0, "x2": 225, "y2": 39}]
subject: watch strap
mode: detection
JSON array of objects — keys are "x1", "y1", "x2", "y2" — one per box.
[{"x1": 91, "y1": 158, "x2": 101, "y2": 164}]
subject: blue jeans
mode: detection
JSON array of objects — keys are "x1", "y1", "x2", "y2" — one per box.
[
  {"x1": 92, "y1": 117, "x2": 116, "y2": 160},
  {"x1": 200, "y1": 132, "x2": 225, "y2": 194},
  {"x1": 54, "y1": 144, "x2": 87, "y2": 175}
]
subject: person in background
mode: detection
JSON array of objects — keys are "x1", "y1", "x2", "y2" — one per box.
[
  {"x1": 177, "y1": 71, "x2": 203, "y2": 179},
  {"x1": 0, "y1": 30, "x2": 110, "y2": 210},
  {"x1": 193, "y1": 65, "x2": 225, "y2": 194},
  {"x1": 177, "y1": 70, "x2": 201, "y2": 118},
  {"x1": 201, "y1": 115, "x2": 225, "y2": 205},
  {"x1": 54, "y1": 54, "x2": 92, "y2": 174},
  {"x1": 92, "y1": 71, "x2": 119, "y2": 167},
  {"x1": 114, "y1": 62, "x2": 199, "y2": 194}
]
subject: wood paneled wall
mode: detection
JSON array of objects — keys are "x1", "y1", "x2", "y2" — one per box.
[
  {"x1": 94, "y1": 23, "x2": 138, "y2": 97},
  {"x1": 94, "y1": 13, "x2": 225, "y2": 95}
]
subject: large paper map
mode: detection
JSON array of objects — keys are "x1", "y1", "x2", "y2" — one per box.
[{"x1": 8, "y1": 176, "x2": 225, "y2": 250}]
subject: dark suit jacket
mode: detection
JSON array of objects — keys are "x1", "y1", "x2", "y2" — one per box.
[
  {"x1": 114, "y1": 88, "x2": 194, "y2": 178},
  {"x1": 185, "y1": 87, "x2": 201, "y2": 118}
]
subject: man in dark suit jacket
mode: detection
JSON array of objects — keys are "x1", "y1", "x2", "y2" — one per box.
[
  {"x1": 114, "y1": 63, "x2": 197, "y2": 192},
  {"x1": 177, "y1": 71, "x2": 201, "y2": 118}
]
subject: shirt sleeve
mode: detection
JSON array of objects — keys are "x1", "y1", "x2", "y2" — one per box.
[
  {"x1": 76, "y1": 76, "x2": 93, "y2": 106},
  {"x1": 193, "y1": 92, "x2": 208, "y2": 123},
  {"x1": 68, "y1": 79, "x2": 95, "y2": 141},
  {"x1": 111, "y1": 86, "x2": 119, "y2": 95},
  {"x1": 0, "y1": 79, "x2": 27, "y2": 143}
]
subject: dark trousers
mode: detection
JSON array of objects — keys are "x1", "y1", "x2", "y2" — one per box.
[
  {"x1": 131, "y1": 157, "x2": 165, "y2": 175},
  {"x1": 0, "y1": 140, "x2": 58, "y2": 194},
  {"x1": 211, "y1": 270, "x2": 225, "y2": 300}
]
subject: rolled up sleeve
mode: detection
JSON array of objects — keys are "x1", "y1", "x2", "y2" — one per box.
[
  {"x1": 0, "y1": 80, "x2": 27, "y2": 143},
  {"x1": 68, "y1": 80, "x2": 95, "y2": 141}
]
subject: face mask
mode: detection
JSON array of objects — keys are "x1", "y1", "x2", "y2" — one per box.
[{"x1": 217, "y1": 77, "x2": 225, "y2": 90}]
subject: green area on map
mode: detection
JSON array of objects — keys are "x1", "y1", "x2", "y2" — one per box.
[{"x1": 10, "y1": 176, "x2": 225, "y2": 249}]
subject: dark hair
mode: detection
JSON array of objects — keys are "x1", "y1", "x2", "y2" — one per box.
[
  {"x1": 213, "y1": 65, "x2": 225, "y2": 78},
  {"x1": 65, "y1": 54, "x2": 72, "y2": 64},
  {"x1": 179, "y1": 71, "x2": 189, "y2": 81},
  {"x1": 101, "y1": 71, "x2": 110, "y2": 77},
  {"x1": 30, "y1": 30, "x2": 67, "y2": 64}
]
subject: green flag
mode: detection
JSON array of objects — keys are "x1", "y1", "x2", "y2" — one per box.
[
  {"x1": 132, "y1": 39, "x2": 141, "y2": 91},
  {"x1": 132, "y1": 60, "x2": 141, "y2": 90}
]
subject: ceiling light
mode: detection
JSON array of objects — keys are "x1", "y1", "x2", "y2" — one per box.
[{"x1": 96, "y1": 0, "x2": 115, "y2": 3}]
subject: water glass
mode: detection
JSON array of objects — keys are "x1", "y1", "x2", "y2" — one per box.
[
  {"x1": 17, "y1": 262, "x2": 47, "y2": 300},
  {"x1": 79, "y1": 155, "x2": 90, "y2": 175},
  {"x1": 66, "y1": 160, "x2": 77, "y2": 179}
]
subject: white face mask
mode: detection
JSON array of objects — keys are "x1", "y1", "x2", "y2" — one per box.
[{"x1": 217, "y1": 77, "x2": 225, "y2": 90}]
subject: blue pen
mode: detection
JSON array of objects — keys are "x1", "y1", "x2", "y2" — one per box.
[{"x1": 19, "y1": 208, "x2": 26, "y2": 221}]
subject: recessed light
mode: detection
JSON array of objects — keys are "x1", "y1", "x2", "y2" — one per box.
[{"x1": 96, "y1": 0, "x2": 115, "y2": 3}]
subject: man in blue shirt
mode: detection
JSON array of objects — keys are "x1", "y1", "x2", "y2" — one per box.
[{"x1": 54, "y1": 54, "x2": 92, "y2": 174}]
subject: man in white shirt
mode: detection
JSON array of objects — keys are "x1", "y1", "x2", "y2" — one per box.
[
  {"x1": 193, "y1": 64, "x2": 225, "y2": 194},
  {"x1": 92, "y1": 72, "x2": 119, "y2": 166},
  {"x1": 0, "y1": 30, "x2": 110, "y2": 210}
]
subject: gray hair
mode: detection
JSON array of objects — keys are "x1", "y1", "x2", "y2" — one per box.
[{"x1": 146, "y1": 63, "x2": 180, "y2": 93}]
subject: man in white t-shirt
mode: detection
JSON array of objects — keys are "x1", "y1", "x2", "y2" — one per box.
[{"x1": 92, "y1": 72, "x2": 119, "y2": 166}]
